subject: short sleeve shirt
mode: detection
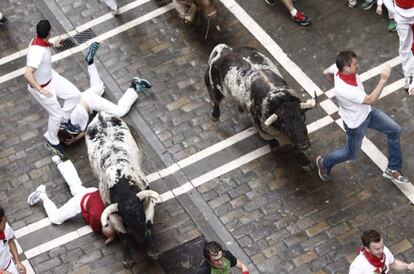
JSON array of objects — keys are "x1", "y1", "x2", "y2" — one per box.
[
  {"x1": 0, "y1": 223, "x2": 15, "y2": 270},
  {"x1": 197, "y1": 250, "x2": 237, "y2": 274},
  {"x1": 26, "y1": 42, "x2": 53, "y2": 85},
  {"x1": 328, "y1": 64, "x2": 371, "y2": 129},
  {"x1": 70, "y1": 104, "x2": 89, "y2": 131},
  {"x1": 349, "y1": 246, "x2": 395, "y2": 274}
]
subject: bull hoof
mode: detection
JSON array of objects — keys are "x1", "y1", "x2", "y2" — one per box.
[
  {"x1": 210, "y1": 106, "x2": 220, "y2": 122},
  {"x1": 122, "y1": 258, "x2": 136, "y2": 269},
  {"x1": 269, "y1": 139, "x2": 280, "y2": 149}
]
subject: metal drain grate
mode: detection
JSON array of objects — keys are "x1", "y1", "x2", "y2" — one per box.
[{"x1": 55, "y1": 29, "x2": 96, "y2": 52}]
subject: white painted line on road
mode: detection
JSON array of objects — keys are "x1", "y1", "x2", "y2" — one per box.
[
  {"x1": 0, "y1": 3, "x2": 175, "y2": 84},
  {"x1": 0, "y1": 0, "x2": 152, "y2": 67},
  {"x1": 24, "y1": 226, "x2": 92, "y2": 259},
  {"x1": 146, "y1": 127, "x2": 257, "y2": 182}
]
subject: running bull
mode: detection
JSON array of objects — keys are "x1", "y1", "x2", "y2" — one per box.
[
  {"x1": 205, "y1": 44, "x2": 316, "y2": 151},
  {"x1": 85, "y1": 112, "x2": 162, "y2": 268}
]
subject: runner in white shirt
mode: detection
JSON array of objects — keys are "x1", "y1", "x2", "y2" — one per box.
[
  {"x1": 0, "y1": 208, "x2": 26, "y2": 274},
  {"x1": 316, "y1": 51, "x2": 410, "y2": 184},
  {"x1": 24, "y1": 20, "x2": 82, "y2": 158},
  {"x1": 349, "y1": 230, "x2": 414, "y2": 273},
  {"x1": 59, "y1": 42, "x2": 152, "y2": 145}
]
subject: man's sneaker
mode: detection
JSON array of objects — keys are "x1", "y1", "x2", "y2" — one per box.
[
  {"x1": 130, "y1": 77, "x2": 152, "y2": 94},
  {"x1": 104, "y1": 0, "x2": 118, "y2": 13},
  {"x1": 45, "y1": 140, "x2": 66, "y2": 159},
  {"x1": 291, "y1": 11, "x2": 311, "y2": 26},
  {"x1": 27, "y1": 185, "x2": 46, "y2": 206},
  {"x1": 0, "y1": 14, "x2": 8, "y2": 25},
  {"x1": 361, "y1": 0, "x2": 377, "y2": 10},
  {"x1": 316, "y1": 156, "x2": 330, "y2": 182},
  {"x1": 348, "y1": 0, "x2": 357, "y2": 8},
  {"x1": 265, "y1": 0, "x2": 275, "y2": 6},
  {"x1": 60, "y1": 120, "x2": 81, "y2": 135},
  {"x1": 388, "y1": 19, "x2": 397, "y2": 32},
  {"x1": 404, "y1": 75, "x2": 412, "y2": 91},
  {"x1": 85, "y1": 42, "x2": 100, "y2": 65},
  {"x1": 383, "y1": 168, "x2": 410, "y2": 184}
]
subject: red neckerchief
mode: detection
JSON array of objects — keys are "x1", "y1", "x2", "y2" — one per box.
[
  {"x1": 359, "y1": 248, "x2": 386, "y2": 273},
  {"x1": 395, "y1": 0, "x2": 414, "y2": 9},
  {"x1": 31, "y1": 36, "x2": 50, "y2": 47},
  {"x1": 0, "y1": 231, "x2": 4, "y2": 241},
  {"x1": 337, "y1": 72, "x2": 357, "y2": 87}
]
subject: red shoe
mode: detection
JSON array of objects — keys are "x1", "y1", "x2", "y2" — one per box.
[{"x1": 291, "y1": 11, "x2": 311, "y2": 26}]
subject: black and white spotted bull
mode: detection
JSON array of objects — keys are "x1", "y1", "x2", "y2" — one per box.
[
  {"x1": 205, "y1": 44, "x2": 316, "y2": 151},
  {"x1": 85, "y1": 112, "x2": 162, "y2": 268}
]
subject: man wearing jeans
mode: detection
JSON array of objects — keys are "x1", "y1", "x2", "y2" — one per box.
[{"x1": 316, "y1": 51, "x2": 409, "y2": 184}]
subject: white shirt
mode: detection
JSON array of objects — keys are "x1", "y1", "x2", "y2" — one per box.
[
  {"x1": 70, "y1": 104, "x2": 89, "y2": 131},
  {"x1": 0, "y1": 223, "x2": 15, "y2": 270},
  {"x1": 328, "y1": 64, "x2": 371, "y2": 129},
  {"x1": 349, "y1": 246, "x2": 395, "y2": 274},
  {"x1": 26, "y1": 42, "x2": 53, "y2": 85}
]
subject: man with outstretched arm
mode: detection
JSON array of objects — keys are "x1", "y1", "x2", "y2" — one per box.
[{"x1": 316, "y1": 51, "x2": 409, "y2": 184}]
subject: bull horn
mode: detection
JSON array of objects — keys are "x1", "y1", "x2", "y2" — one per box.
[
  {"x1": 264, "y1": 114, "x2": 278, "y2": 127},
  {"x1": 100, "y1": 203, "x2": 118, "y2": 227},
  {"x1": 136, "y1": 190, "x2": 162, "y2": 204},
  {"x1": 300, "y1": 99, "x2": 316, "y2": 109}
]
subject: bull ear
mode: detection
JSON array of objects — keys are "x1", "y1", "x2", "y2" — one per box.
[
  {"x1": 108, "y1": 214, "x2": 127, "y2": 234},
  {"x1": 136, "y1": 190, "x2": 162, "y2": 204},
  {"x1": 264, "y1": 114, "x2": 278, "y2": 127},
  {"x1": 100, "y1": 203, "x2": 118, "y2": 227},
  {"x1": 300, "y1": 98, "x2": 316, "y2": 110}
]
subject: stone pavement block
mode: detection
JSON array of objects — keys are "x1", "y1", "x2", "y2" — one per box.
[
  {"x1": 336, "y1": 228, "x2": 360, "y2": 245},
  {"x1": 306, "y1": 221, "x2": 329, "y2": 238},
  {"x1": 34, "y1": 257, "x2": 62, "y2": 273},
  {"x1": 293, "y1": 251, "x2": 317, "y2": 267},
  {"x1": 390, "y1": 239, "x2": 413, "y2": 255}
]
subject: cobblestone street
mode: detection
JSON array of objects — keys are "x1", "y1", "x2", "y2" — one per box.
[{"x1": 1, "y1": 0, "x2": 414, "y2": 273}]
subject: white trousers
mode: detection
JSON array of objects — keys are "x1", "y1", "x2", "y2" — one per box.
[
  {"x1": 383, "y1": 0, "x2": 395, "y2": 19},
  {"x1": 104, "y1": 0, "x2": 118, "y2": 10},
  {"x1": 395, "y1": 6, "x2": 414, "y2": 77},
  {"x1": 28, "y1": 71, "x2": 80, "y2": 145},
  {"x1": 83, "y1": 64, "x2": 139, "y2": 117},
  {"x1": 41, "y1": 160, "x2": 97, "y2": 225}
]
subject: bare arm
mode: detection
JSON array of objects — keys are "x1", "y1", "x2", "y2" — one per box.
[
  {"x1": 24, "y1": 67, "x2": 52, "y2": 97},
  {"x1": 64, "y1": 131, "x2": 86, "y2": 145},
  {"x1": 323, "y1": 68, "x2": 334, "y2": 83},
  {"x1": 8, "y1": 237, "x2": 26, "y2": 274},
  {"x1": 362, "y1": 65, "x2": 391, "y2": 105},
  {"x1": 391, "y1": 259, "x2": 414, "y2": 271},
  {"x1": 235, "y1": 259, "x2": 249, "y2": 273}
]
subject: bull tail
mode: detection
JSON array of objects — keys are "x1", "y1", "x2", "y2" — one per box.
[
  {"x1": 208, "y1": 44, "x2": 230, "y2": 65},
  {"x1": 207, "y1": 44, "x2": 230, "y2": 89}
]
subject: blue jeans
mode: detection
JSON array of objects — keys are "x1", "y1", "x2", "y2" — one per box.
[{"x1": 323, "y1": 107, "x2": 402, "y2": 173}]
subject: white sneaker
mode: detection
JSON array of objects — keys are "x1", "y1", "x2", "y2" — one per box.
[
  {"x1": 348, "y1": 0, "x2": 357, "y2": 8},
  {"x1": 27, "y1": 185, "x2": 46, "y2": 206}
]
